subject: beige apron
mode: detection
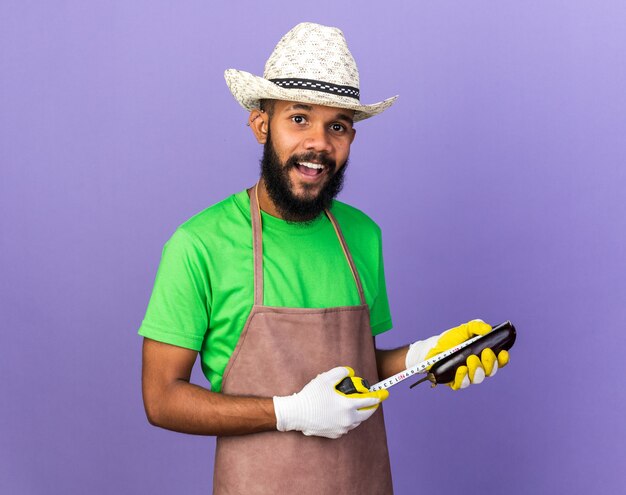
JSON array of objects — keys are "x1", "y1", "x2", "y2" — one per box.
[{"x1": 213, "y1": 184, "x2": 393, "y2": 494}]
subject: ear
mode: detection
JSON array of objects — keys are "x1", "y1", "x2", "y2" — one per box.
[{"x1": 248, "y1": 109, "x2": 270, "y2": 144}]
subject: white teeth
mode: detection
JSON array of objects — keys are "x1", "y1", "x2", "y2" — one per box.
[{"x1": 299, "y1": 162, "x2": 324, "y2": 170}]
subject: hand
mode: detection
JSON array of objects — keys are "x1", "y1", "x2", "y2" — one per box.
[
  {"x1": 273, "y1": 366, "x2": 389, "y2": 439},
  {"x1": 405, "y1": 319, "x2": 510, "y2": 390}
]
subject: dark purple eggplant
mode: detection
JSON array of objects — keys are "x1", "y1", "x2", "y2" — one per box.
[{"x1": 424, "y1": 321, "x2": 516, "y2": 386}]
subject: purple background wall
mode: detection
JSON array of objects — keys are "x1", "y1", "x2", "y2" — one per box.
[{"x1": 2, "y1": 1, "x2": 625, "y2": 494}]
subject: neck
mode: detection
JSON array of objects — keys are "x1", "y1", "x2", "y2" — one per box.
[{"x1": 248, "y1": 180, "x2": 283, "y2": 219}]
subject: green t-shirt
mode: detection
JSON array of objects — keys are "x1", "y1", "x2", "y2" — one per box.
[{"x1": 138, "y1": 189, "x2": 392, "y2": 392}]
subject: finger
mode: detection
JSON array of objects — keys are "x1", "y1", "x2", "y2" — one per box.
[
  {"x1": 450, "y1": 365, "x2": 470, "y2": 390},
  {"x1": 352, "y1": 379, "x2": 389, "y2": 402},
  {"x1": 489, "y1": 359, "x2": 499, "y2": 377},
  {"x1": 357, "y1": 402, "x2": 379, "y2": 413},
  {"x1": 356, "y1": 403, "x2": 379, "y2": 418},
  {"x1": 370, "y1": 389, "x2": 389, "y2": 402},
  {"x1": 352, "y1": 378, "x2": 389, "y2": 403},
  {"x1": 326, "y1": 366, "x2": 352, "y2": 384},
  {"x1": 324, "y1": 431, "x2": 342, "y2": 439},
  {"x1": 426, "y1": 332, "x2": 465, "y2": 358},
  {"x1": 467, "y1": 319, "x2": 492, "y2": 337},
  {"x1": 497, "y1": 350, "x2": 510, "y2": 368},
  {"x1": 354, "y1": 389, "x2": 388, "y2": 407},
  {"x1": 466, "y1": 354, "x2": 485, "y2": 384},
  {"x1": 480, "y1": 348, "x2": 497, "y2": 376},
  {"x1": 350, "y1": 395, "x2": 381, "y2": 410},
  {"x1": 343, "y1": 366, "x2": 355, "y2": 377},
  {"x1": 346, "y1": 421, "x2": 362, "y2": 432}
]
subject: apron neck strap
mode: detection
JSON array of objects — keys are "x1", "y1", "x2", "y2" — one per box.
[
  {"x1": 324, "y1": 209, "x2": 367, "y2": 306},
  {"x1": 250, "y1": 182, "x2": 366, "y2": 307},
  {"x1": 250, "y1": 183, "x2": 264, "y2": 306}
]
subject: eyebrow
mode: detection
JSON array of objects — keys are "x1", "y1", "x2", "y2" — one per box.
[
  {"x1": 286, "y1": 104, "x2": 354, "y2": 126},
  {"x1": 335, "y1": 113, "x2": 354, "y2": 126}
]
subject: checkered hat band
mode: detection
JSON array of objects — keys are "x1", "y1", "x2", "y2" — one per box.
[{"x1": 269, "y1": 78, "x2": 360, "y2": 101}]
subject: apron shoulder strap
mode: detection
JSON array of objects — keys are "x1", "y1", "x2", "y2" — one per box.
[
  {"x1": 250, "y1": 183, "x2": 367, "y2": 307},
  {"x1": 325, "y1": 209, "x2": 367, "y2": 306},
  {"x1": 250, "y1": 184, "x2": 264, "y2": 306}
]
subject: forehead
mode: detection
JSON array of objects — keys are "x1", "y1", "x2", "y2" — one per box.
[{"x1": 272, "y1": 100, "x2": 355, "y2": 121}]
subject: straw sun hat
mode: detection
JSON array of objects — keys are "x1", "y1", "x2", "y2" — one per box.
[{"x1": 224, "y1": 22, "x2": 398, "y2": 122}]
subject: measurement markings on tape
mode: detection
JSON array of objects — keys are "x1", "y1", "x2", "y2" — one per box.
[{"x1": 369, "y1": 334, "x2": 485, "y2": 391}]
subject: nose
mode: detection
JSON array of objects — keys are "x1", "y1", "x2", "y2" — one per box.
[{"x1": 303, "y1": 124, "x2": 332, "y2": 154}]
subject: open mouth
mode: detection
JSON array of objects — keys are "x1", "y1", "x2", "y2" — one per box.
[{"x1": 295, "y1": 161, "x2": 325, "y2": 177}]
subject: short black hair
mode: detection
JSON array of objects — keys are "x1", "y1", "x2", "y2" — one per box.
[{"x1": 259, "y1": 99, "x2": 276, "y2": 118}]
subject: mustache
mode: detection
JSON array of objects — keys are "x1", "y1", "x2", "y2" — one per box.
[{"x1": 285, "y1": 152, "x2": 337, "y2": 172}]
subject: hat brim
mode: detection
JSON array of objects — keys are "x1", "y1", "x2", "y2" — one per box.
[{"x1": 225, "y1": 69, "x2": 397, "y2": 122}]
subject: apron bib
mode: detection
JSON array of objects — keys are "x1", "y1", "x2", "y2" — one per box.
[{"x1": 213, "y1": 184, "x2": 393, "y2": 494}]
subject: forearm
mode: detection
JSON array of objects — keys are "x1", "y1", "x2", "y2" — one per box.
[
  {"x1": 375, "y1": 345, "x2": 409, "y2": 380},
  {"x1": 144, "y1": 379, "x2": 276, "y2": 436}
]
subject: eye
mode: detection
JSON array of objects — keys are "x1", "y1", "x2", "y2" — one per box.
[
  {"x1": 291, "y1": 115, "x2": 307, "y2": 125},
  {"x1": 331, "y1": 123, "x2": 346, "y2": 133}
]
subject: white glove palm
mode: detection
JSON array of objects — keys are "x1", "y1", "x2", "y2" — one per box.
[{"x1": 273, "y1": 366, "x2": 388, "y2": 439}]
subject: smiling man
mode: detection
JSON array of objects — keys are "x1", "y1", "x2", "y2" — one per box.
[
  {"x1": 139, "y1": 22, "x2": 509, "y2": 494},
  {"x1": 254, "y1": 100, "x2": 354, "y2": 222}
]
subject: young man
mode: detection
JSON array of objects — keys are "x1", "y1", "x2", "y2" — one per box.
[{"x1": 139, "y1": 23, "x2": 509, "y2": 494}]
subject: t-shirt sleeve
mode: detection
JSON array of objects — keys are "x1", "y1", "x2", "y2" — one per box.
[
  {"x1": 369, "y1": 229, "x2": 393, "y2": 336},
  {"x1": 138, "y1": 228, "x2": 211, "y2": 351}
]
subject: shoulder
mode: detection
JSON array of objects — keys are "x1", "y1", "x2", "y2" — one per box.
[
  {"x1": 173, "y1": 191, "x2": 249, "y2": 247},
  {"x1": 330, "y1": 200, "x2": 382, "y2": 240},
  {"x1": 179, "y1": 193, "x2": 241, "y2": 231}
]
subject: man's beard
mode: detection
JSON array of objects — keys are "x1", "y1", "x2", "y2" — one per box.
[{"x1": 260, "y1": 131, "x2": 348, "y2": 223}]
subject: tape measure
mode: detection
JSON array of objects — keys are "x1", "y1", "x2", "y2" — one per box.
[{"x1": 336, "y1": 321, "x2": 516, "y2": 394}]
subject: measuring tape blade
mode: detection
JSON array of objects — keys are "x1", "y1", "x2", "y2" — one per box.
[{"x1": 369, "y1": 334, "x2": 484, "y2": 391}]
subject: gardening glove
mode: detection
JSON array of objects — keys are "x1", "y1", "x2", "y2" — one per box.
[
  {"x1": 273, "y1": 366, "x2": 388, "y2": 439},
  {"x1": 405, "y1": 319, "x2": 510, "y2": 390}
]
